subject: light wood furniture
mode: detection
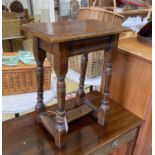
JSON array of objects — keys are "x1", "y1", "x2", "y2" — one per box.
[
  {"x1": 21, "y1": 19, "x2": 127, "y2": 147},
  {"x1": 2, "y1": 10, "x2": 34, "y2": 52},
  {"x1": 2, "y1": 91, "x2": 143, "y2": 155},
  {"x1": 101, "y1": 37, "x2": 152, "y2": 155},
  {"x1": 89, "y1": 0, "x2": 151, "y2": 18}
]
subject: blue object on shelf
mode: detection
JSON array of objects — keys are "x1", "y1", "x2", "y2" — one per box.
[{"x1": 2, "y1": 51, "x2": 36, "y2": 66}]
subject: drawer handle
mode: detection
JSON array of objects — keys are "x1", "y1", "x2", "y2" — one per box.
[{"x1": 112, "y1": 140, "x2": 119, "y2": 148}]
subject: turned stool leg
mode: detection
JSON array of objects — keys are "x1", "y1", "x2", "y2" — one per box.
[
  {"x1": 98, "y1": 35, "x2": 119, "y2": 126},
  {"x1": 33, "y1": 37, "x2": 46, "y2": 115},
  {"x1": 53, "y1": 44, "x2": 68, "y2": 148},
  {"x1": 98, "y1": 60, "x2": 112, "y2": 126},
  {"x1": 76, "y1": 53, "x2": 88, "y2": 105}
]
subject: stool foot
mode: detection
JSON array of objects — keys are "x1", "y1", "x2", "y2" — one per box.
[
  {"x1": 98, "y1": 104, "x2": 109, "y2": 126},
  {"x1": 15, "y1": 113, "x2": 20, "y2": 117},
  {"x1": 89, "y1": 85, "x2": 93, "y2": 92}
]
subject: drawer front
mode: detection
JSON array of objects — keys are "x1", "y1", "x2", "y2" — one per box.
[{"x1": 90, "y1": 128, "x2": 137, "y2": 155}]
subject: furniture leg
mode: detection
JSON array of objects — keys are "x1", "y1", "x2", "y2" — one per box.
[
  {"x1": 98, "y1": 59, "x2": 112, "y2": 126},
  {"x1": 33, "y1": 37, "x2": 46, "y2": 114},
  {"x1": 90, "y1": 85, "x2": 93, "y2": 92},
  {"x1": 53, "y1": 43, "x2": 68, "y2": 148},
  {"x1": 9, "y1": 39, "x2": 13, "y2": 52},
  {"x1": 76, "y1": 53, "x2": 88, "y2": 104},
  {"x1": 98, "y1": 35, "x2": 119, "y2": 126},
  {"x1": 15, "y1": 113, "x2": 19, "y2": 117}
]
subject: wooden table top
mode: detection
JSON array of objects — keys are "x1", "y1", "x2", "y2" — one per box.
[
  {"x1": 3, "y1": 91, "x2": 143, "y2": 155},
  {"x1": 118, "y1": 37, "x2": 152, "y2": 62},
  {"x1": 21, "y1": 19, "x2": 128, "y2": 43}
]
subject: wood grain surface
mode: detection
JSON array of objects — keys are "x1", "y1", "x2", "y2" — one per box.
[
  {"x1": 22, "y1": 19, "x2": 126, "y2": 147},
  {"x1": 118, "y1": 37, "x2": 152, "y2": 62},
  {"x1": 102, "y1": 37, "x2": 152, "y2": 155},
  {"x1": 21, "y1": 19, "x2": 128, "y2": 43},
  {"x1": 108, "y1": 37, "x2": 152, "y2": 120},
  {"x1": 3, "y1": 91, "x2": 143, "y2": 155}
]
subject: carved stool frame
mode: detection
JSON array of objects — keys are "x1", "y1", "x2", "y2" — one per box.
[{"x1": 33, "y1": 34, "x2": 119, "y2": 148}]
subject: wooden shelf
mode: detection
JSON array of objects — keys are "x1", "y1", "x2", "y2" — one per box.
[{"x1": 2, "y1": 36, "x2": 25, "y2": 40}]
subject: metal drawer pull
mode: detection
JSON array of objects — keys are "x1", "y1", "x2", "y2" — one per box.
[{"x1": 112, "y1": 140, "x2": 119, "y2": 148}]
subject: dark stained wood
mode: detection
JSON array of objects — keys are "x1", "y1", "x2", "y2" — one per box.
[
  {"x1": 76, "y1": 53, "x2": 88, "y2": 105},
  {"x1": 39, "y1": 36, "x2": 111, "y2": 57},
  {"x1": 21, "y1": 19, "x2": 128, "y2": 43},
  {"x1": 65, "y1": 105, "x2": 92, "y2": 122},
  {"x1": 98, "y1": 35, "x2": 119, "y2": 126},
  {"x1": 82, "y1": 97, "x2": 99, "y2": 118},
  {"x1": 33, "y1": 37, "x2": 46, "y2": 115},
  {"x1": 109, "y1": 139, "x2": 136, "y2": 155},
  {"x1": 39, "y1": 39, "x2": 53, "y2": 54},
  {"x1": 53, "y1": 43, "x2": 69, "y2": 147},
  {"x1": 68, "y1": 36, "x2": 111, "y2": 56},
  {"x1": 39, "y1": 113, "x2": 56, "y2": 137},
  {"x1": 39, "y1": 104, "x2": 92, "y2": 139},
  {"x1": 22, "y1": 20, "x2": 126, "y2": 147},
  {"x1": 3, "y1": 91, "x2": 143, "y2": 155},
  {"x1": 92, "y1": 129, "x2": 138, "y2": 155}
]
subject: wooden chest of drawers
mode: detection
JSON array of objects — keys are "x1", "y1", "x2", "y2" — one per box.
[
  {"x1": 91, "y1": 128, "x2": 137, "y2": 155},
  {"x1": 3, "y1": 91, "x2": 143, "y2": 155}
]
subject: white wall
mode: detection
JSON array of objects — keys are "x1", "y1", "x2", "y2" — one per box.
[
  {"x1": 33, "y1": 0, "x2": 50, "y2": 22},
  {"x1": 2, "y1": 0, "x2": 28, "y2": 8},
  {"x1": 59, "y1": 0, "x2": 81, "y2": 16},
  {"x1": 2, "y1": 0, "x2": 55, "y2": 22},
  {"x1": 59, "y1": 0, "x2": 89, "y2": 16},
  {"x1": 2, "y1": 0, "x2": 89, "y2": 22}
]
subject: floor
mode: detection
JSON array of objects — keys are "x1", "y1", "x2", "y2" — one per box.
[{"x1": 2, "y1": 79, "x2": 92, "y2": 121}]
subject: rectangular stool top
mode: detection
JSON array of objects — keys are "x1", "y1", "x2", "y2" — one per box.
[{"x1": 22, "y1": 19, "x2": 128, "y2": 43}]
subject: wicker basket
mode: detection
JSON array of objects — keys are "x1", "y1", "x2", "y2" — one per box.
[
  {"x1": 2, "y1": 16, "x2": 34, "y2": 38},
  {"x1": 2, "y1": 10, "x2": 18, "y2": 20},
  {"x1": 69, "y1": 6, "x2": 124, "y2": 78},
  {"x1": 2, "y1": 52, "x2": 51, "y2": 96},
  {"x1": 70, "y1": 50, "x2": 105, "y2": 77},
  {"x1": 92, "y1": 0, "x2": 117, "y2": 11},
  {"x1": 2, "y1": 19, "x2": 21, "y2": 38}
]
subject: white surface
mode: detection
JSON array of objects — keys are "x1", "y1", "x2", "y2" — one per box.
[
  {"x1": 2, "y1": 78, "x2": 57, "y2": 114},
  {"x1": 66, "y1": 68, "x2": 101, "y2": 86},
  {"x1": 3, "y1": 68, "x2": 102, "y2": 114},
  {"x1": 49, "y1": 0, "x2": 55, "y2": 22},
  {"x1": 122, "y1": 16, "x2": 148, "y2": 32}
]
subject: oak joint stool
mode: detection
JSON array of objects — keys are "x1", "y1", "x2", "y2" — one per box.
[{"x1": 22, "y1": 19, "x2": 128, "y2": 148}]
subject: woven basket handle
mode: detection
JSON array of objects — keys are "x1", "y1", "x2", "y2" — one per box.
[
  {"x1": 92, "y1": 0, "x2": 117, "y2": 10},
  {"x1": 147, "y1": 6, "x2": 152, "y2": 19},
  {"x1": 92, "y1": 0, "x2": 97, "y2": 7}
]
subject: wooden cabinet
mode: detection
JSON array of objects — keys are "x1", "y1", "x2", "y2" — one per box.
[
  {"x1": 3, "y1": 91, "x2": 143, "y2": 155},
  {"x1": 3, "y1": 38, "x2": 150, "y2": 155},
  {"x1": 101, "y1": 37, "x2": 152, "y2": 155},
  {"x1": 92, "y1": 128, "x2": 138, "y2": 155}
]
